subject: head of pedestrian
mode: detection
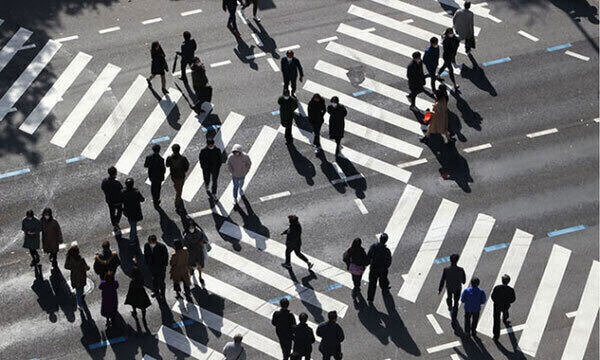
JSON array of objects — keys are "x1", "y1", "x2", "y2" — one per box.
[
  {"x1": 330, "y1": 96, "x2": 339, "y2": 107},
  {"x1": 279, "y1": 297, "x2": 290, "y2": 309},
  {"x1": 152, "y1": 144, "x2": 161, "y2": 154},
  {"x1": 68, "y1": 242, "x2": 80, "y2": 258},
  {"x1": 233, "y1": 333, "x2": 244, "y2": 344},
  {"x1": 445, "y1": 27, "x2": 455, "y2": 38},
  {"x1": 464, "y1": 1, "x2": 471, "y2": 9},
  {"x1": 379, "y1": 233, "x2": 388, "y2": 244},
  {"x1": 430, "y1": 36, "x2": 439, "y2": 47},
  {"x1": 312, "y1": 93, "x2": 322, "y2": 102},
  {"x1": 471, "y1": 277, "x2": 480, "y2": 288},
  {"x1": 42, "y1": 208, "x2": 53, "y2": 220},
  {"x1": 286, "y1": 50, "x2": 294, "y2": 60},
  {"x1": 108, "y1": 166, "x2": 117, "y2": 178},
  {"x1": 188, "y1": 221, "x2": 197, "y2": 233},
  {"x1": 501, "y1": 274, "x2": 511, "y2": 285},
  {"x1": 102, "y1": 240, "x2": 112, "y2": 253},
  {"x1": 412, "y1": 51, "x2": 421, "y2": 62},
  {"x1": 232, "y1": 144, "x2": 242, "y2": 155},
  {"x1": 183, "y1": 31, "x2": 191, "y2": 41},
  {"x1": 171, "y1": 144, "x2": 181, "y2": 154},
  {"x1": 174, "y1": 239, "x2": 183, "y2": 251},
  {"x1": 148, "y1": 235, "x2": 157, "y2": 247},
  {"x1": 299, "y1": 312, "x2": 308, "y2": 324},
  {"x1": 151, "y1": 41, "x2": 162, "y2": 54},
  {"x1": 193, "y1": 57, "x2": 201, "y2": 66},
  {"x1": 352, "y1": 237, "x2": 362, "y2": 248},
  {"x1": 125, "y1": 177, "x2": 134, "y2": 190},
  {"x1": 450, "y1": 253, "x2": 459, "y2": 265},
  {"x1": 26, "y1": 209, "x2": 34, "y2": 218},
  {"x1": 288, "y1": 214, "x2": 299, "y2": 224},
  {"x1": 328, "y1": 310, "x2": 338, "y2": 323},
  {"x1": 283, "y1": 89, "x2": 290, "y2": 99},
  {"x1": 206, "y1": 138, "x2": 215, "y2": 149}
]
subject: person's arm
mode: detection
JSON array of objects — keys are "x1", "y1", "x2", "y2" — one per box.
[
  {"x1": 138, "y1": 191, "x2": 145, "y2": 203},
  {"x1": 144, "y1": 156, "x2": 150, "y2": 168},
  {"x1": 297, "y1": 59, "x2": 304, "y2": 80},
  {"x1": 460, "y1": 289, "x2": 467, "y2": 303},
  {"x1": 480, "y1": 290, "x2": 487, "y2": 305},
  {"x1": 278, "y1": 97, "x2": 283, "y2": 106},
  {"x1": 56, "y1": 222, "x2": 63, "y2": 244},
  {"x1": 491, "y1": 286, "x2": 497, "y2": 303},
  {"x1": 222, "y1": 0, "x2": 227, "y2": 11},
  {"x1": 292, "y1": 98, "x2": 298, "y2": 111},
  {"x1": 438, "y1": 269, "x2": 446, "y2": 294},
  {"x1": 271, "y1": 311, "x2": 278, "y2": 326},
  {"x1": 338, "y1": 325, "x2": 345, "y2": 343},
  {"x1": 184, "y1": 157, "x2": 190, "y2": 173},
  {"x1": 509, "y1": 288, "x2": 516, "y2": 304},
  {"x1": 460, "y1": 268, "x2": 466, "y2": 285}
]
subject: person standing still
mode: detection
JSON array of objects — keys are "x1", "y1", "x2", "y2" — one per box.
[
  {"x1": 41, "y1": 208, "x2": 62, "y2": 268},
  {"x1": 327, "y1": 96, "x2": 347, "y2": 157},
  {"x1": 453, "y1": 1, "x2": 475, "y2": 54},
  {"x1": 223, "y1": 334, "x2": 247, "y2": 360},
  {"x1": 199, "y1": 138, "x2": 223, "y2": 197},
  {"x1": 144, "y1": 144, "x2": 166, "y2": 206},
  {"x1": 279, "y1": 89, "x2": 298, "y2": 145},
  {"x1": 438, "y1": 253, "x2": 466, "y2": 320},
  {"x1": 438, "y1": 28, "x2": 460, "y2": 90},
  {"x1": 461, "y1": 277, "x2": 487, "y2": 337},
  {"x1": 165, "y1": 144, "x2": 190, "y2": 208},
  {"x1": 308, "y1": 93, "x2": 326, "y2": 153},
  {"x1": 241, "y1": 0, "x2": 260, "y2": 22},
  {"x1": 170, "y1": 239, "x2": 192, "y2": 301},
  {"x1": 146, "y1": 41, "x2": 169, "y2": 94},
  {"x1": 121, "y1": 178, "x2": 145, "y2": 244},
  {"x1": 491, "y1": 274, "x2": 516, "y2": 340},
  {"x1": 64, "y1": 242, "x2": 90, "y2": 311},
  {"x1": 366, "y1": 233, "x2": 392, "y2": 305},
  {"x1": 407, "y1": 51, "x2": 427, "y2": 111},
  {"x1": 226, "y1": 144, "x2": 252, "y2": 204},
  {"x1": 316, "y1": 311, "x2": 345, "y2": 360},
  {"x1": 22, "y1": 210, "x2": 41, "y2": 266},
  {"x1": 281, "y1": 50, "x2": 304, "y2": 97},
  {"x1": 293, "y1": 312, "x2": 315, "y2": 360},
  {"x1": 223, "y1": 0, "x2": 240, "y2": 37},
  {"x1": 101, "y1": 166, "x2": 123, "y2": 231},
  {"x1": 177, "y1": 31, "x2": 197, "y2": 80},
  {"x1": 144, "y1": 235, "x2": 169, "y2": 298},
  {"x1": 343, "y1": 238, "x2": 369, "y2": 294},
  {"x1": 271, "y1": 298, "x2": 296, "y2": 360},
  {"x1": 280, "y1": 215, "x2": 313, "y2": 270}
]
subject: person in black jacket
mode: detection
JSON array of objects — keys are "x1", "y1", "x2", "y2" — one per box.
[
  {"x1": 281, "y1": 50, "x2": 304, "y2": 97},
  {"x1": 281, "y1": 215, "x2": 313, "y2": 270},
  {"x1": 343, "y1": 238, "x2": 369, "y2": 294},
  {"x1": 327, "y1": 96, "x2": 347, "y2": 157},
  {"x1": 223, "y1": 0, "x2": 240, "y2": 37},
  {"x1": 407, "y1": 51, "x2": 426, "y2": 111},
  {"x1": 366, "y1": 233, "x2": 392, "y2": 305},
  {"x1": 93, "y1": 240, "x2": 121, "y2": 280},
  {"x1": 101, "y1": 166, "x2": 123, "y2": 231},
  {"x1": 308, "y1": 93, "x2": 326, "y2": 152},
  {"x1": 199, "y1": 138, "x2": 222, "y2": 196},
  {"x1": 144, "y1": 235, "x2": 169, "y2": 298},
  {"x1": 121, "y1": 178, "x2": 145, "y2": 243},
  {"x1": 293, "y1": 312, "x2": 315, "y2": 360},
  {"x1": 438, "y1": 253, "x2": 466, "y2": 319},
  {"x1": 191, "y1": 57, "x2": 210, "y2": 108},
  {"x1": 165, "y1": 144, "x2": 190, "y2": 208},
  {"x1": 146, "y1": 41, "x2": 169, "y2": 94},
  {"x1": 316, "y1": 311, "x2": 344, "y2": 360},
  {"x1": 437, "y1": 28, "x2": 460, "y2": 90},
  {"x1": 491, "y1": 274, "x2": 516, "y2": 340},
  {"x1": 177, "y1": 31, "x2": 197, "y2": 81},
  {"x1": 144, "y1": 144, "x2": 166, "y2": 205},
  {"x1": 272, "y1": 298, "x2": 296, "y2": 360}
]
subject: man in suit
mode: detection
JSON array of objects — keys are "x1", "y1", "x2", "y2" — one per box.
[
  {"x1": 280, "y1": 50, "x2": 304, "y2": 97},
  {"x1": 144, "y1": 144, "x2": 166, "y2": 205},
  {"x1": 491, "y1": 274, "x2": 516, "y2": 340},
  {"x1": 144, "y1": 234, "x2": 169, "y2": 298},
  {"x1": 407, "y1": 51, "x2": 426, "y2": 111},
  {"x1": 438, "y1": 253, "x2": 466, "y2": 320}
]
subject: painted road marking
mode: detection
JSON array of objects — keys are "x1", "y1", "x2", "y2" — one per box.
[
  {"x1": 450, "y1": 355, "x2": 460, "y2": 360},
  {"x1": 0, "y1": 168, "x2": 31, "y2": 179},
  {"x1": 210, "y1": 60, "x2": 231, "y2": 68},
  {"x1": 188, "y1": 209, "x2": 213, "y2": 218},
  {"x1": 98, "y1": 26, "x2": 120, "y2": 34},
  {"x1": 482, "y1": 57, "x2": 511, "y2": 67},
  {"x1": 519, "y1": 245, "x2": 571, "y2": 357},
  {"x1": 251, "y1": 33, "x2": 263, "y2": 47},
  {"x1": 426, "y1": 314, "x2": 443, "y2": 334},
  {"x1": 18, "y1": 44, "x2": 36, "y2": 51},
  {"x1": 337, "y1": 23, "x2": 419, "y2": 62},
  {"x1": 171, "y1": 319, "x2": 194, "y2": 328},
  {"x1": 141, "y1": 17, "x2": 162, "y2": 25},
  {"x1": 594, "y1": 118, "x2": 599, "y2": 123},
  {"x1": 398, "y1": 158, "x2": 428, "y2": 168},
  {"x1": 56, "y1": 35, "x2": 79, "y2": 43},
  {"x1": 565, "y1": 50, "x2": 590, "y2": 61},
  {"x1": 19, "y1": 52, "x2": 92, "y2": 134},
  {"x1": 278, "y1": 44, "x2": 301, "y2": 52},
  {"x1": 181, "y1": 9, "x2": 202, "y2": 16},
  {"x1": 331, "y1": 173, "x2": 364, "y2": 185},
  {"x1": 526, "y1": 128, "x2": 558, "y2": 138},
  {"x1": 50, "y1": 63, "x2": 121, "y2": 146},
  {"x1": 517, "y1": 30, "x2": 539, "y2": 42},
  {"x1": 237, "y1": 10, "x2": 248, "y2": 25},
  {"x1": 548, "y1": 224, "x2": 586, "y2": 237},
  {"x1": 259, "y1": 191, "x2": 291, "y2": 202},
  {"x1": 484, "y1": 242, "x2": 508, "y2": 252},
  {"x1": 354, "y1": 199, "x2": 369, "y2": 214},
  {"x1": 565, "y1": 311, "x2": 577, "y2": 318},
  {"x1": 352, "y1": 89, "x2": 373, "y2": 97},
  {"x1": 317, "y1": 36, "x2": 338, "y2": 44},
  {"x1": 157, "y1": 326, "x2": 224, "y2": 359},
  {"x1": 150, "y1": 136, "x2": 169, "y2": 144},
  {"x1": 427, "y1": 340, "x2": 461, "y2": 353},
  {"x1": 65, "y1": 156, "x2": 86, "y2": 164},
  {"x1": 463, "y1": 143, "x2": 492, "y2": 153},
  {"x1": 88, "y1": 336, "x2": 126, "y2": 349},
  {"x1": 266, "y1": 57, "x2": 279, "y2": 72},
  {"x1": 547, "y1": 43, "x2": 571, "y2": 52},
  {"x1": 246, "y1": 52, "x2": 266, "y2": 60},
  {"x1": 111, "y1": 225, "x2": 142, "y2": 236},
  {"x1": 398, "y1": 198, "x2": 459, "y2": 302},
  {"x1": 0, "y1": 28, "x2": 33, "y2": 73}
]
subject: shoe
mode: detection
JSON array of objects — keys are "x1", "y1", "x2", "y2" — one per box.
[
  {"x1": 281, "y1": 262, "x2": 292, "y2": 269},
  {"x1": 150, "y1": 292, "x2": 157, "y2": 298},
  {"x1": 30, "y1": 260, "x2": 36, "y2": 267},
  {"x1": 307, "y1": 262, "x2": 314, "y2": 270},
  {"x1": 253, "y1": 16, "x2": 261, "y2": 22},
  {"x1": 162, "y1": 88, "x2": 169, "y2": 94},
  {"x1": 234, "y1": 30, "x2": 241, "y2": 37},
  {"x1": 146, "y1": 78, "x2": 152, "y2": 87},
  {"x1": 493, "y1": 335, "x2": 499, "y2": 341},
  {"x1": 314, "y1": 147, "x2": 320, "y2": 154},
  {"x1": 239, "y1": 189, "x2": 244, "y2": 196}
]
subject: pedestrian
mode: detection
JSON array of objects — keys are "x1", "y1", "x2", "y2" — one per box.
[
  {"x1": 165, "y1": 144, "x2": 190, "y2": 208},
  {"x1": 308, "y1": 93, "x2": 326, "y2": 152},
  {"x1": 280, "y1": 50, "x2": 304, "y2": 97},
  {"x1": 279, "y1": 89, "x2": 298, "y2": 145},
  {"x1": 327, "y1": 96, "x2": 347, "y2": 157},
  {"x1": 316, "y1": 311, "x2": 344, "y2": 360},
  {"x1": 101, "y1": 166, "x2": 123, "y2": 231},
  {"x1": 199, "y1": 138, "x2": 222, "y2": 197},
  {"x1": 144, "y1": 144, "x2": 166, "y2": 205},
  {"x1": 22, "y1": 209, "x2": 41, "y2": 267},
  {"x1": 453, "y1": 1, "x2": 475, "y2": 54},
  {"x1": 343, "y1": 238, "x2": 369, "y2": 294},
  {"x1": 280, "y1": 215, "x2": 313, "y2": 270},
  {"x1": 191, "y1": 57, "x2": 211, "y2": 111},
  {"x1": 223, "y1": 0, "x2": 240, "y2": 37},
  {"x1": 125, "y1": 266, "x2": 151, "y2": 322},
  {"x1": 170, "y1": 239, "x2": 192, "y2": 301},
  {"x1": 271, "y1": 298, "x2": 296, "y2": 360},
  {"x1": 144, "y1": 234, "x2": 169, "y2": 298},
  {"x1": 99, "y1": 271, "x2": 119, "y2": 327},
  {"x1": 64, "y1": 242, "x2": 90, "y2": 311},
  {"x1": 491, "y1": 274, "x2": 516, "y2": 340},
  {"x1": 146, "y1": 41, "x2": 169, "y2": 94},
  {"x1": 438, "y1": 253, "x2": 466, "y2": 319},
  {"x1": 366, "y1": 233, "x2": 392, "y2": 306},
  {"x1": 437, "y1": 28, "x2": 460, "y2": 90},
  {"x1": 41, "y1": 208, "x2": 62, "y2": 268},
  {"x1": 223, "y1": 334, "x2": 247, "y2": 360},
  {"x1": 407, "y1": 51, "x2": 427, "y2": 111},
  {"x1": 422, "y1": 84, "x2": 450, "y2": 144},
  {"x1": 461, "y1": 277, "x2": 486, "y2": 337},
  {"x1": 121, "y1": 178, "x2": 145, "y2": 244},
  {"x1": 226, "y1": 144, "x2": 252, "y2": 205},
  {"x1": 93, "y1": 240, "x2": 121, "y2": 281},
  {"x1": 177, "y1": 31, "x2": 197, "y2": 80},
  {"x1": 423, "y1": 37, "x2": 442, "y2": 90},
  {"x1": 183, "y1": 221, "x2": 206, "y2": 285},
  {"x1": 241, "y1": 0, "x2": 260, "y2": 22},
  {"x1": 293, "y1": 312, "x2": 315, "y2": 360},
  {"x1": 290, "y1": 353, "x2": 301, "y2": 360}
]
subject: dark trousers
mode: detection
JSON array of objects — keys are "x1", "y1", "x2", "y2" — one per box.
[
  {"x1": 438, "y1": 59, "x2": 456, "y2": 83},
  {"x1": 174, "y1": 281, "x2": 191, "y2": 296},
  {"x1": 180, "y1": 59, "x2": 192, "y2": 78},
  {"x1": 227, "y1": 8, "x2": 238, "y2": 32},
  {"x1": 202, "y1": 168, "x2": 220, "y2": 193},
  {"x1": 493, "y1": 305, "x2": 510, "y2": 338},
  {"x1": 243, "y1": 0, "x2": 258, "y2": 16},
  {"x1": 29, "y1": 248, "x2": 39, "y2": 262},
  {"x1": 152, "y1": 270, "x2": 166, "y2": 295},
  {"x1": 446, "y1": 288, "x2": 461, "y2": 317},
  {"x1": 334, "y1": 138, "x2": 342, "y2": 155},
  {"x1": 150, "y1": 180, "x2": 162, "y2": 203},
  {"x1": 464, "y1": 311, "x2": 480, "y2": 335},
  {"x1": 321, "y1": 353, "x2": 342, "y2": 360},
  {"x1": 107, "y1": 202, "x2": 123, "y2": 226},
  {"x1": 172, "y1": 177, "x2": 185, "y2": 205},
  {"x1": 408, "y1": 86, "x2": 425, "y2": 107},
  {"x1": 367, "y1": 269, "x2": 389, "y2": 301},
  {"x1": 283, "y1": 77, "x2": 297, "y2": 95},
  {"x1": 278, "y1": 336, "x2": 292, "y2": 360},
  {"x1": 284, "y1": 124, "x2": 293, "y2": 143},
  {"x1": 465, "y1": 37, "x2": 475, "y2": 53},
  {"x1": 352, "y1": 274, "x2": 362, "y2": 289},
  {"x1": 294, "y1": 350, "x2": 311, "y2": 360},
  {"x1": 312, "y1": 122, "x2": 322, "y2": 147},
  {"x1": 426, "y1": 66, "x2": 438, "y2": 91},
  {"x1": 49, "y1": 251, "x2": 58, "y2": 266},
  {"x1": 285, "y1": 245, "x2": 309, "y2": 264}
]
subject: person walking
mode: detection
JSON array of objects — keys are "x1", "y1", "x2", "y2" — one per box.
[
  {"x1": 170, "y1": 239, "x2": 192, "y2": 301},
  {"x1": 308, "y1": 93, "x2": 326, "y2": 152},
  {"x1": 491, "y1": 274, "x2": 516, "y2": 340},
  {"x1": 177, "y1": 31, "x2": 197, "y2": 80},
  {"x1": 438, "y1": 28, "x2": 460, "y2": 90},
  {"x1": 343, "y1": 238, "x2": 369, "y2": 294},
  {"x1": 316, "y1": 311, "x2": 344, "y2": 360},
  {"x1": 146, "y1": 41, "x2": 169, "y2": 94},
  {"x1": 183, "y1": 221, "x2": 206, "y2": 285},
  {"x1": 93, "y1": 240, "x2": 121, "y2": 281},
  {"x1": 461, "y1": 277, "x2": 486, "y2": 337},
  {"x1": 191, "y1": 57, "x2": 211, "y2": 110},
  {"x1": 41, "y1": 208, "x2": 62, "y2": 268},
  {"x1": 281, "y1": 50, "x2": 304, "y2": 97},
  {"x1": 199, "y1": 138, "x2": 222, "y2": 197},
  {"x1": 293, "y1": 312, "x2": 315, "y2": 360},
  {"x1": 223, "y1": 334, "x2": 247, "y2": 360},
  {"x1": 121, "y1": 178, "x2": 145, "y2": 244},
  {"x1": 144, "y1": 235, "x2": 169, "y2": 298},
  {"x1": 99, "y1": 271, "x2": 119, "y2": 328},
  {"x1": 125, "y1": 266, "x2": 151, "y2": 322},
  {"x1": 407, "y1": 51, "x2": 427, "y2": 111},
  {"x1": 438, "y1": 253, "x2": 466, "y2": 319},
  {"x1": 271, "y1": 298, "x2": 296, "y2": 360},
  {"x1": 223, "y1": 0, "x2": 240, "y2": 37},
  {"x1": 279, "y1": 89, "x2": 298, "y2": 145},
  {"x1": 327, "y1": 96, "x2": 347, "y2": 157},
  {"x1": 101, "y1": 166, "x2": 123, "y2": 231},
  {"x1": 144, "y1": 144, "x2": 166, "y2": 205},
  {"x1": 366, "y1": 233, "x2": 392, "y2": 306},
  {"x1": 241, "y1": 0, "x2": 260, "y2": 22},
  {"x1": 280, "y1": 215, "x2": 313, "y2": 270},
  {"x1": 453, "y1": 1, "x2": 475, "y2": 54},
  {"x1": 64, "y1": 242, "x2": 90, "y2": 311},
  {"x1": 22, "y1": 209, "x2": 41, "y2": 267},
  {"x1": 423, "y1": 37, "x2": 442, "y2": 91},
  {"x1": 423, "y1": 84, "x2": 450, "y2": 143},
  {"x1": 165, "y1": 144, "x2": 190, "y2": 208},
  {"x1": 226, "y1": 144, "x2": 252, "y2": 205}
]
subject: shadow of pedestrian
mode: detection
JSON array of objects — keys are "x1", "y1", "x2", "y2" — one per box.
[
  {"x1": 233, "y1": 36, "x2": 259, "y2": 71},
  {"x1": 382, "y1": 293, "x2": 421, "y2": 355},
  {"x1": 32, "y1": 265, "x2": 59, "y2": 322},
  {"x1": 156, "y1": 207, "x2": 183, "y2": 247},
  {"x1": 335, "y1": 155, "x2": 367, "y2": 199},
  {"x1": 286, "y1": 267, "x2": 325, "y2": 323},
  {"x1": 451, "y1": 91, "x2": 482, "y2": 132},
  {"x1": 50, "y1": 266, "x2": 77, "y2": 322},
  {"x1": 454, "y1": 332, "x2": 495, "y2": 360},
  {"x1": 192, "y1": 287, "x2": 226, "y2": 337},
  {"x1": 238, "y1": 195, "x2": 271, "y2": 238},
  {"x1": 80, "y1": 304, "x2": 106, "y2": 360},
  {"x1": 286, "y1": 142, "x2": 316, "y2": 185},
  {"x1": 494, "y1": 335, "x2": 528, "y2": 360},
  {"x1": 315, "y1": 151, "x2": 346, "y2": 194},
  {"x1": 549, "y1": 0, "x2": 599, "y2": 51},
  {"x1": 448, "y1": 110, "x2": 468, "y2": 142},
  {"x1": 461, "y1": 54, "x2": 497, "y2": 97},
  {"x1": 249, "y1": 22, "x2": 279, "y2": 58},
  {"x1": 425, "y1": 136, "x2": 473, "y2": 193}
]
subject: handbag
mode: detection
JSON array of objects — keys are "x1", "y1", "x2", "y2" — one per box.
[{"x1": 348, "y1": 263, "x2": 364, "y2": 276}]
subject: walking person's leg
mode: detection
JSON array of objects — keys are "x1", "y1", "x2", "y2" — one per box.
[
  {"x1": 285, "y1": 124, "x2": 292, "y2": 143},
  {"x1": 352, "y1": 274, "x2": 361, "y2": 290},
  {"x1": 335, "y1": 138, "x2": 341, "y2": 155},
  {"x1": 202, "y1": 169, "x2": 211, "y2": 191},
  {"x1": 160, "y1": 74, "x2": 167, "y2": 92},
  {"x1": 108, "y1": 203, "x2": 116, "y2": 226},
  {"x1": 379, "y1": 269, "x2": 390, "y2": 292},
  {"x1": 502, "y1": 307, "x2": 510, "y2": 324},
  {"x1": 211, "y1": 170, "x2": 219, "y2": 194},
  {"x1": 281, "y1": 336, "x2": 292, "y2": 360},
  {"x1": 129, "y1": 219, "x2": 137, "y2": 243},
  {"x1": 150, "y1": 181, "x2": 160, "y2": 202},
  {"x1": 284, "y1": 246, "x2": 292, "y2": 265},
  {"x1": 291, "y1": 79, "x2": 297, "y2": 97},
  {"x1": 232, "y1": 177, "x2": 240, "y2": 202},
  {"x1": 75, "y1": 287, "x2": 84, "y2": 308},
  {"x1": 283, "y1": 78, "x2": 290, "y2": 94},
  {"x1": 464, "y1": 312, "x2": 472, "y2": 334},
  {"x1": 159, "y1": 271, "x2": 166, "y2": 296},
  {"x1": 367, "y1": 270, "x2": 378, "y2": 302},
  {"x1": 493, "y1": 305, "x2": 501, "y2": 339},
  {"x1": 29, "y1": 248, "x2": 39, "y2": 265},
  {"x1": 471, "y1": 311, "x2": 480, "y2": 335},
  {"x1": 293, "y1": 248, "x2": 313, "y2": 268},
  {"x1": 252, "y1": 0, "x2": 259, "y2": 17},
  {"x1": 151, "y1": 273, "x2": 160, "y2": 297},
  {"x1": 451, "y1": 289, "x2": 460, "y2": 316},
  {"x1": 313, "y1": 122, "x2": 322, "y2": 148}
]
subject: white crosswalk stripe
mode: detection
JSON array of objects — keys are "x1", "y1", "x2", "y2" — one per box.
[
  {"x1": 0, "y1": 28, "x2": 33, "y2": 73},
  {"x1": 157, "y1": 326, "x2": 225, "y2": 359}
]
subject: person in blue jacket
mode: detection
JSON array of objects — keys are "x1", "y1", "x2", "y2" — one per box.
[
  {"x1": 423, "y1": 37, "x2": 442, "y2": 90},
  {"x1": 461, "y1": 277, "x2": 486, "y2": 337}
]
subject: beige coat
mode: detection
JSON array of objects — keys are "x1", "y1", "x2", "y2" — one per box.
[
  {"x1": 170, "y1": 248, "x2": 191, "y2": 285},
  {"x1": 426, "y1": 98, "x2": 449, "y2": 136}
]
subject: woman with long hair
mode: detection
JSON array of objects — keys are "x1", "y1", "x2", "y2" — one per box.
[
  {"x1": 147, "y1": 41, "x2": 169, "y2": 94},
  {"x1": 343, "y1": 238, "x2": 368, "y2": 293},
  {"x1": 64, "y1": 242, "x2": 90, "y2": 311}
]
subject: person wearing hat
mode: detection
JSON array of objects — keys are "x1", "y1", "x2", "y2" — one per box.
[
  {"x1": 366, "y1": 233, "x2": 392, "y2": 305},
  {"x1": 144, "y1": 144, "x2": 166, "y2": 205},
  {"x1": 280, "y1": 50, "x2": 304, "y2": 97},
  {"x1": 166, "y1": 143, "x2": 190, "y2": 207},
  {"x1": 226, "y1": 144, "x2": 252, "y2": 204},
  {"x1": 199, "y1": 138, "x2": 223, "y2": 196}
]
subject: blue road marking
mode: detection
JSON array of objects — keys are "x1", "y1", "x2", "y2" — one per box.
[
  {"x1": 547, "y1": 43, "x2": 572, "y2": 52},
  {"x1": 88, "y1": 336, "x2": 127, "y2": 350},
  {"x1": 271, "y1": 110, "x2": 280, "y2": 116},
  {"x1": 327, "y1": 283, "x2": 343, "y2": 291},
  {"x1": 548, "y1": 225, "x2": 586, "y2": 238},
  {"x1": 482, "y1": 57, "x2": 512, "y2": 67},
  {"x1": 484, "y1": 243, "x2": 509, "y2": 252},
  {"x1": 434, "y1": 256, "x2": 450, "y2": 265},
  {"x1": 352, "y1": 89, "x2": 373, "y2": 97},
  {"x1": 172, "y1": 319, "x2": 195, "y2": 328},
  {"x1": 150, "y1": 136, "x2": 170, "y2": 144},
  {"x1": 440, "y1": 71, "x2": 449, "y2": 77},
  {"x1": 268, "y1": 295, "x2": 292, "y2": 304},
  {"x1": 0, "y1": 168, "x2": 31, "y2": 179},
  {"x1": 65, "y1": 156, "x2": 85, "y2": 164},
  {"x1": 201, "y1": 124, "x2": 221, "y2": 132}
]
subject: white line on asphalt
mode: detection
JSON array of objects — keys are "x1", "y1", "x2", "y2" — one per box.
[
  {"x1": 336, "y1": 23, "x2": 420, "y2": 62},
  {"x1": 594, "y1": 118, "x2": 599, "y2": 123},
  {"x1": 354, "y1": 199, "x2": 369, "y2": 214},
  {"x1": 278, "y1": 44, "x2": 300, "y2": 52},
  {"x1": 111, "y1": 225, "x2": 142, "y2": 236},
  {"x1": 517, "y1": 30, "x2": 539, "y2": 42},
  {"x1": 251, "y1": 33, "x2": 263, "y2": 47},
  {"x1": 426, "y1": 314, "x2": 443, "y2": 334},
  {"x1": 0, "y1": 28, "x2": 33, "y2": 73},
  {"x1": 142, "y1": 17, "x2": 162, "y2": 25},
  {"x1": 157, "y1": 326, "x2": 224, "y2": 359},
  {"x1": 500, "y1": 324, "x2": 526, "y2": 335},
  {"x1": 332, "y1": 161, "x2": 347, "y2": 181},
  {"x1": 266, "y1": 58, "x2": 279, "y2": 71},
  {"x1": 565, "y1": 311, "x2": 577, "y2": 318},
  {"x1": 98, "y1": 26, "x2": 120, "y2": 34},
  {"x1": 331, "y1": 173, "x2": 364, "y2": 185},
  {"x1": 317, "y1": 36, "x2": 338, "y2": 44},
  {"x1": 18, "y1": 44, "x2": 36, "y2": 51},
  {"x1": 450, "y1": 355, "x2": 460, "y2": 360},
  {"x1": 398, "y1": 158, "x2": 428, "y2": 168},
  {"x1": 402, "y1": 19, "x2": 414, "y2": 24},
  {"x1": 237, "y1": 10, "x2": 248, "y2": 25},
  {"x1": 259, "y1": 191, "x2": 291, "y2": 202},
  {"x1": 363, "y1": 27, "x2": 376, "y2": 32},
  {"x1": 427, "y1": 341, "x2": 461, "y2": 354},
  {"x1": 463, "y1": 143, "x2": 492, "y2": 153},
  {"x1": 210, "y1": 60, "x2": 231, "y2": 68},
  {"x1": 59, "y1": 244, "x2": 67, "y2": 250},
  {"x1": 171, "y1": 68, "x2": 191, "y2": 77},
  {"x1": 526, "y1": 128, "x2": 558, "y2": 138},
  {"x1": 246, "y1": 52, "x2": 266, "y2": 60},
  {"x1": 181, "y1": 9, "x2": 202, "y2": 16},
  {"x1": 56, "y1": 35, "x2": 79, "y2": 43},
  {"x1": 565, "y1": 50, "x2": 590, "y2": 61}
]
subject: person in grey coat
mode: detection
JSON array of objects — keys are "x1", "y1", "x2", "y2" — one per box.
[
  {"x1": 226, "y1": 144, "x2": 252, "y2": 204},
  {"x1": 22, "y1": 209, "x2": 41, "y2": 266},
  {"x1": 438, "y1": 253, "x2": 466, "y2": 320},
  {"x1": 327, "y1": 96, "x2": 347, "y2": 157},
  {"x1": 316, "y1": 311, "x2": 344, "y2": 360},
  {"x1": 453, "y1": 1, "x2": 475, "y2": 53}
]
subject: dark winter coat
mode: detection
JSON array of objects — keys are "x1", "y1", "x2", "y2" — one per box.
[
  {"x1": 344, "y1": 246, "x2": 369, "y2": 269},
  {"x1": 144, "y1": 153, "x2": 166, "y2": 182},
  {"x1": 491, "y1": 284, "x2": 516, "y2": 309},
  {"x1": 180, "y1": 39, "x2": 197, "y2": 63},
  {"x1": 93, "y1": 250, "x2": 121, "y2": 280},
  {"x1": 407, "y1": 59, "x2": 426, "y2": 91},
  {"x1": 101, "y1": 177, "x2": 123, "y2": 204},
  {"x1": 278, "y1": 96, "x2": 298, "y2": 127},
  {"x1": 166, "y1": 153, "x2": 190, "y2": 180},
  {"x1": 125, "y1": 268, "x2": 151, "y2": 309},
  {"x1": 327, "y1": 104, "x2": 347, "y2": 140},
  {"x1": 423, "y1": 45, "x2": 440, "y2": 73},
  {"x1": 438, "y1": 264, "x2": 466, "y2": 292},
  {"x1": 280, "y1": 57, "x2": 304, "y2": 81},
  {"x1": 191, "y1": 63, "x2": 208, "y2": 89},
  {"x1": 367, "y1": 242, "x2": 392, "y2": 272},
  {"x1": 293, "y1": 323, "x2": 315, "y2": 354},
  {"x1": 316, "y1": 320, "x2": 345, "y2": 356},
  {"x1": 199, "y1": 146, "x2": 223, "y2": 172},
  {"x1": 22, "y1": 216, "x2": 41, "y2": 250},
  {"x1": 41, "y1": 218, "x2": 62, "y2": 254},
  {"x1": 442, "y1": 35, "x2": 460, "y2": 62},
  {"x1": 183, "y1": 229, "x2": 205, "y2": 268},
  {"x1": 308, "y1": 98, "x2": 326, "y2": 128},
  {"x1": 271, "y1": 308, "x2": 296, "y2": 339},
  {"x1": 64, "y1": 255, "x2": 89, "y2": 289},
  {"x1": 151, "y1": 48, "x2": 168, "y2": 75},
  {"x1": 122, "y1": 187, "x2": 145, "y2": 222},
  {"x1": 170, "y1": 248, "x2": 191, "y2": 285},
  {"x1": 282, "y1": 222, "x2": 302, "y2": 249},
  {"x1": 100, "y1": 279, "x2": 119, "y2": 317},
  {"x1": 144, "y1": 242, "x2": 169, "y2": 274},
  {"x1": 222, "y1": 0, "x2": 237, "y2": 11}
]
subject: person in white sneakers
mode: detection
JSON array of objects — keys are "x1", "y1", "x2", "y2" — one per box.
[
  {"x1": 226, "y1": 144, "x2": 252, "y2": 204},
  {"x1": 223, "y1": 334, "x2": 246, "y2": 360}
]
